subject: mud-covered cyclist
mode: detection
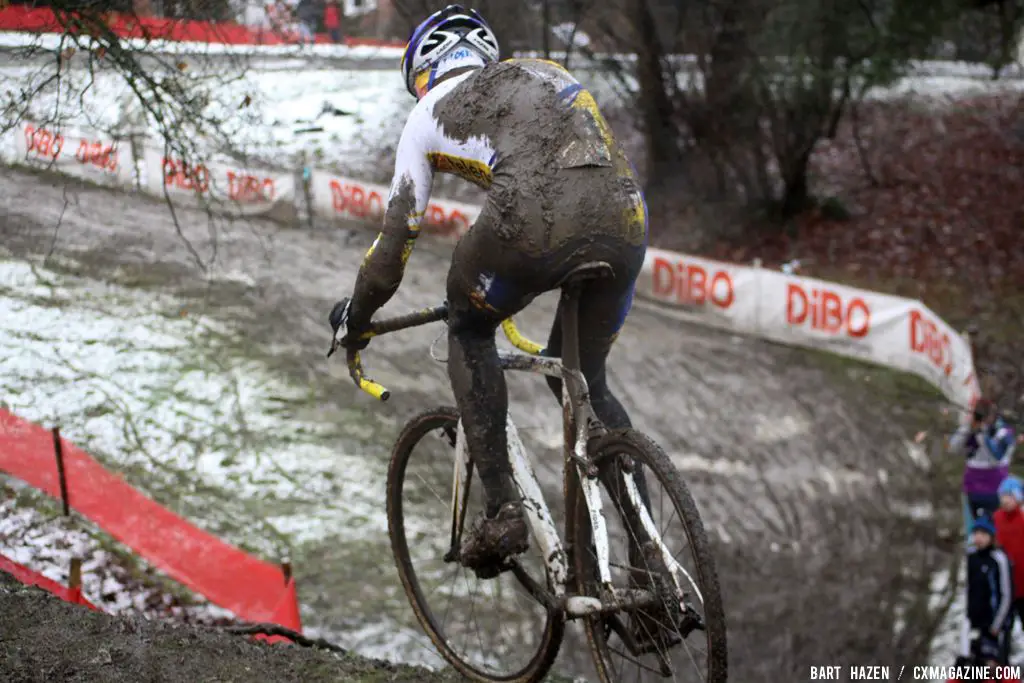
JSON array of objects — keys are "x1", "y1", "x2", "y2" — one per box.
[{"x1": 330, "y1": 4, "x2": 649, "y2": 576}]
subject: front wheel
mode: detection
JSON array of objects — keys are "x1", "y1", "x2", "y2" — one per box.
[
  {"x1": 572, "y1": 429, "x2": 728, "y2": 682},
  {"x1": 386, "y1": 406, "x2": 565, "y2": 682}
]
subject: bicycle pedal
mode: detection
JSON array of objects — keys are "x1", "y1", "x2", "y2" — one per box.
[
  {"x1": 631, "y1": 630, "x2": 683, "y2": 656},
  {"x1": 677, "y1": 608, "x2": 705, "y2": 638},
  {"x1": 469, "y1": 561, "x2": 514, "y2": 580}
]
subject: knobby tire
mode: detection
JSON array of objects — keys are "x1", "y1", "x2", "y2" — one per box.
[
  {"x1": 571, "y1": 429, "x2": 728, "y2": 683},
  {"x1": 386, "y1": 406, "x2": 565, "y2": 683}
]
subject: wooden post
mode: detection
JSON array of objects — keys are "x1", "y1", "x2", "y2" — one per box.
[
  {"x1": 69, "y1": 557, "x2": 82, "y2": 590},
  {"x1": 52, "y1": 426, "x2": 70, "y2": 517},
  {"x1": 281, "y1": 560, "x2": 292, "y2": 584}
]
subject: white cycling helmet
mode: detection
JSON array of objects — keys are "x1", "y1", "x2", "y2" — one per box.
[{"x1": 401, "y1": 4, "x2": 500, "y2": 98}]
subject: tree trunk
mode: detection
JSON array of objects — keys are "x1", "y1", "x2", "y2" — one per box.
[
  {"x1": 779, "y1": 150, "x2": 814, "y2": 219},
  {"x1": 542, "y1": 0, "x2": 551, "y2": 59},
  {"x1": 633, "y1": 0, "x2": 680, "y2": 189}
]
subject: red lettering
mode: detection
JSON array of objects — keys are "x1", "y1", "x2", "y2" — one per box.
[
  {"x1": 420, "y1": 204, "x2": 473, "y2": 238},
  {"x1": 448, "y1": 210, "x2": 470, "y2": 236},
  {"x1": 74, "y1": 139, "x2": 119, "y2": 174},
  {"x1": 162, "y1": 157, "x2": 209, "y2": 193},
  {"x1": 226, "y1": 171, "x2": 275, "y2": 203},
  {"x1": 649, "y1": 256, "x2": 735, "y2": 310},
  {"x1": 24, "y1": 125, "x2": 64, "y2": 161},
  {"x1": 785, "y1": 284, "x2": 870, "y2": 338},
  {"x1": 909, "y1": 309, "x2": 953, "y2": 376},
  {"x1": 329, "y1": 180, "x2": 383, "y2": 219}
]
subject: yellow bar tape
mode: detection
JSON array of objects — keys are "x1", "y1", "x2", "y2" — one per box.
[
  {"x1": 350, "y1": 350, "x2": 391, "y2": 401},
  {"x1": 501, "y1": 317, "x2": 545, "y2": 356},
  {"x1": 358, "y1": 377, "x2": 390, "y2": 401}
]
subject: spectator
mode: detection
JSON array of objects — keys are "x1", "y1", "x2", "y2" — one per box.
[
  {"x1": 952, "y1": 398, "x2": 1017, "y2": 520},
  {"x1": 324, "y1": 0, "x2": 342, "y2": 43},
  {"x1": 967, "y1": 516, "x2": 1015, "y2": 667},
  {"x1": 295, "y1": 0, "x2": 319, "y2": 44},
  {"x1": 996, "y1": 476, "x2": 1024, "y2": 652}
]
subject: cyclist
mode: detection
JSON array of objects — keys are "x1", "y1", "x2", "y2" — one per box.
[{"x1": 330, "y1": 4, "x2": 648, "y2": 575}]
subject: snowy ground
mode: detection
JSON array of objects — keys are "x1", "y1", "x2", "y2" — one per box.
[
  {"x1": 2, "y1": 51, "x2": 1022, "y2": 184},
  {"x1": 0, "y1": 258, "x2": 386, "y2": 552},
  {"x1": 0, "y1": 41, "x2": 1000, "y2": 673},
  {"x1": 0, "y1": 255, "x2": 439, "y2": 665},
  {"x1": 0, "y1": 162, "x2": 964, "y2": 680},
  {"x1": 0, "y1": 486, "x2": 239, "y2": 624}
]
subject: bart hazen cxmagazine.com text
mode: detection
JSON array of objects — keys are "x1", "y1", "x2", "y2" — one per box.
[{"x1": 811, "y1": 664, "x2": 1024, "y2": 680}]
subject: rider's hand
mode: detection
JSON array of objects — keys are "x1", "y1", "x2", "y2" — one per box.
[{"x1": 329, "y1": 298, "x2": 370, "y2": 351}]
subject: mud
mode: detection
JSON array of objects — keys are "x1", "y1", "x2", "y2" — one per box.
[
  {"x1": 0, "y1": 570, "x2": 457, "y2": 683},
  {"x1": 0, "y1": 165, "x2": 947, "y2": 679},
  {"x1": 433, "y1": 60, "x2": 642, "y2": 254}
]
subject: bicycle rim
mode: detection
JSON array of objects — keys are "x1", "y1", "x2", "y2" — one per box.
[
  {"x1": 386, "y1": 406, "x2": 565, "y2": 682},
  {"x1": 572, "y1": 429, "x2": 728, "y2": 683}
]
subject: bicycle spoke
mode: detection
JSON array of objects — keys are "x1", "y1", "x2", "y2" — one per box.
[
  {"x1": 387, "y1": 407, "x2": 564, "y2": 680},
  {"x1": 572, "y1": 430, "x2": 726, "y2": 683}
]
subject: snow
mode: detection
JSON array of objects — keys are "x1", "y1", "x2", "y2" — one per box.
[
  {"x1": 0, "y1": 257, "x2": 388, "y2": 553},
  {"x1": 3, "y1": 53, "x2": 1021, "y2": 182},
  {"x1": 0, "y1": 488, "x2": 238, "y2": 621},
  {"x1": 0, "y1": 28, "x2": 1019, "y2": 82}
]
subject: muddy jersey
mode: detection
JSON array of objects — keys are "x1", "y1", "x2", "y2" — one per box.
[{"x1": 346, "y1": 58, "x2": 646, "y2": 330}]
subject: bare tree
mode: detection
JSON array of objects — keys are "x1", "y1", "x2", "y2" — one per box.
[
  {"x1": 0, "y1": 1, "x2": 315, "y2": 268},
  {"x1": 577, "y1": 0, "x2": 964, "y2": 247}
]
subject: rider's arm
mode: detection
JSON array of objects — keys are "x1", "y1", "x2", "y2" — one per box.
[{"x1": 347, "y1": 104, "x2": 436, "y2": 331}]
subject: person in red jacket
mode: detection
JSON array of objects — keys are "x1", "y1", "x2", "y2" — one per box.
[
  {"x1": 996, "y1": 476, "x2": 1024, "y2": 641},
  {"x1": 324, "y1": 1, "x2": 342, "y2": 43}
]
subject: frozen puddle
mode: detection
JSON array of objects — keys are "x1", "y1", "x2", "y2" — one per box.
[{"x1": 0, "y1": 256, "x2": 386, "y2": 558}]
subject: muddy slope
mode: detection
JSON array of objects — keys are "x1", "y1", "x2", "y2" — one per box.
[
  {"x1": 0, "y1": 571, "x2": 455, "y2": 683},
  {"x1": 0, "y1": 166, "x2": 936, "y2": 680},
  {"x1": 0, "y1": 165, "x2": 903, "y2": 501}
]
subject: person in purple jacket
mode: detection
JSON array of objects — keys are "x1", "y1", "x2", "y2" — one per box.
[{"x1": 952, "y1": 398, "x2": 1017, "y2": 520}]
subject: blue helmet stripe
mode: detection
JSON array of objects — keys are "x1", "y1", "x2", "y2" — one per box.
[{"x1": 403, "y1": 10, "x2": 446, "y2": 70}]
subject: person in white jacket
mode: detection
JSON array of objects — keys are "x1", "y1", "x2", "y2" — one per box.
[{"x1": 952, "y1": 398, "x2": 1017, "y2": 522}]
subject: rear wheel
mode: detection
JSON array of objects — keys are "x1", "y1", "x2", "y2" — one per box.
[
  {"x1": 386, "y1": 406, "x2": 565, "y2": 682},
  {"x1": 572, "y1": 429, "x2": 727, "y2": 682}
]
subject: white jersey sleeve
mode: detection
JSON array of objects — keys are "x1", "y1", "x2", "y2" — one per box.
[{"x1": 346, "y1": 71, "x2": 495, "y2": 330}]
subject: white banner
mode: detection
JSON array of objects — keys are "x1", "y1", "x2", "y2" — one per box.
[
  {"x1": 309, "y1": 169, "x2": 480, "y2": 240},
  {"x1": 141, "y1": 145, "x2": 297, "y2": 222},
  {"x1": 637, "y1": 247, "x2": 762, "y2": 334},
  {"x1": 635, "y1": 253, "x2": 980, "y2": 409},
  {"x1": 13, "y1": 121, "x2": 135, "y2": 188}
]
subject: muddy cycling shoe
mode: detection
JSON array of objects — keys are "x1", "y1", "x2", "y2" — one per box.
[
  {"x1": 460, "y1": 502, "x2": 530, "y2": 579},
  {"x1": 628, "y1": 541, "x2": 683, "y2": 653}
]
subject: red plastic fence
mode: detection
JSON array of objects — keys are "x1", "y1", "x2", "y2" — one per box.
[
  {"x1": 0, "y1": 408, "x2": 300, "y2": 631},
  {"x1": 0, "y1": 551, "x2": 101, "y2": 611},
  {"x1": 0, "y1": 5, "x2": 403, "y2": 47}
]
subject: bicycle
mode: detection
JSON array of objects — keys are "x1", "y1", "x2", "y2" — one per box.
[{"x1": 329, "y1": 261, "x2": 728, "y2": 682}]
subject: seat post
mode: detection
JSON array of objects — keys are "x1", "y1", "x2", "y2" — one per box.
[
  {"x1": 553, "y1": 260, "x2": 613, "y2": 376},
  {"x1": 559, "y1": 283, "x2": 583, "y2": 375}
]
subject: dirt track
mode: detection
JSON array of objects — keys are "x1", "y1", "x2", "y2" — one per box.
[
  {"x1": 0, "y1": 165, "x2": 948, "y2": 680},
  {"x1": 0, "y1": 571, "x2": 457, "y2": 683}
]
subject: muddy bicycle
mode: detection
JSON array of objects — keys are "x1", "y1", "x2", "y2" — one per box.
[{"x1": 329, "y1": 261, "x2": 727, "y2": 682}]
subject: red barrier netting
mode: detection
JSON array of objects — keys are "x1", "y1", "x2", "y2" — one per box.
[
  {"x1": 0, "y1": 5, "x2": 403, "y2": 48},
  {"x1": 0, "y1": 409, "x2": 300, "y2": 633},
  {"x1": 0, "y1": 550, "x2": 101, "y2": 611}
]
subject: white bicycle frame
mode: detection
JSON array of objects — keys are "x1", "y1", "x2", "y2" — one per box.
[{"x1": 447, "y1": 349, "x2": 703, "y2": 618}]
